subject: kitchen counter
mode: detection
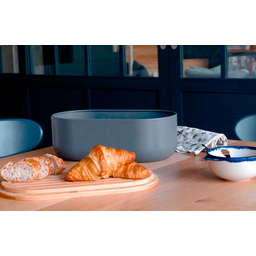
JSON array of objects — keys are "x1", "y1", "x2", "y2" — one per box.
[{"x1": 1, "y1": 140, "x2": 256, "y2": 211}]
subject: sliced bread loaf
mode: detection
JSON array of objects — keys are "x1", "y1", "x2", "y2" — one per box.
[{"x1": 1, "y1": 154, "x2": 66, "y2": 182}]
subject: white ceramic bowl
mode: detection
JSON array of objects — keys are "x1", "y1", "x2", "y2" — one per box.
[{"x1": 204, "y1": 146, "x2": 256, "y2": 182}]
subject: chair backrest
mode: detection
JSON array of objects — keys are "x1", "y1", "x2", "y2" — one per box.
[
  {"x1": 234, "y1": 114, "x2": 256, "y2": 142},
  {"x1": 0, "y1": 118, "x2": 43, "y2": 158}
]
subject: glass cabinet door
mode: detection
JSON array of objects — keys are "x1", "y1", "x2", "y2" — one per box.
[
  {"x1": 125, "y1": 45, "x2": 159, "y2": 77},
  {"x1": 30, "y1": 45, "x2": 54, "y2": 75},
  {"x1": 227, "y1": 45, "x2": 256, "y2": 79},
  {"x1": 28, "y1": 45, "x2": 160, "y2": 78},
  {"x1": 181, "y1": 45, "x2": 256, "y2": 79},
  {"x1": 182, "y1": 45, "x2": 221, "y2": 78},
  {"x1": 91, "y1": 45, "x2": 120, "y2": 76},
  {"x1": 0, "y1": 45, "x2": 19, "y2": 73},
  {"x1": 58, "y1": 45, "x2": 85, "y2": 76}
]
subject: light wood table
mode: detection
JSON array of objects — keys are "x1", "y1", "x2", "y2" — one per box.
[{"x1": 1, "y1": 140, "x2": 256, "y2": 211}]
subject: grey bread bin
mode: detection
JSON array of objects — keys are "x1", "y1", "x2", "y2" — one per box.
[{"x1": 51, "y1": 110, "x2": 177, "y2": 162}]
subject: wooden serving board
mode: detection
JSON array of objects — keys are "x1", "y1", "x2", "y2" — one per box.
[{"x1": 0, "y1": 171, "x2": 158, "y2": 201}]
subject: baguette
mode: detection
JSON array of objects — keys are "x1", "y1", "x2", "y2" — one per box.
[
  {"x1": 1, "y1": 154, "x2": 65, "y2": 182},
  {"x1": 1, "y1": 159, "x2": 41, "y2": 182}
]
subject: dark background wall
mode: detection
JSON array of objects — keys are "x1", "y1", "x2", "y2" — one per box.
[
  {"x1": 0, "y1": 45, "x2": 169, "y2": 149},
  {"x1": 1, "y1": 45, "x2": 256, "y2": 150}
]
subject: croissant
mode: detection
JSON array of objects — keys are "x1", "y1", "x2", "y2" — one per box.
[
  {"x1": 112, "y1": 162, "x2": 151, "y2": 179},
  {"x1": 65, "y1": 145, "x2": 136, "y2": 181}
]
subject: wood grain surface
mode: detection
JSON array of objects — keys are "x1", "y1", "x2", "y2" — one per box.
[
  {"x1": 1, "y1": 140, "x2": 256, "y2": 211},
  {"x1": 0, "y1": 171, "x2": 158, "y2": 201}
]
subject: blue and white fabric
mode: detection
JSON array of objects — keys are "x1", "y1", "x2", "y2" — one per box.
[{"x1": 176, "y1": 126, "x2": 228, "y2": 155}]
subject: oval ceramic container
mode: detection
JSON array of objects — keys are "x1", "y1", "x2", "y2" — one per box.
[
  {"x1": 204, "y1": 146, "x2": 256, "y2": 182},
  {"x1": 51, "y1": 110, "x2": 177, "y2": 162}
]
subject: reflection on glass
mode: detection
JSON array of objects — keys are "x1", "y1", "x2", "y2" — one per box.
[
  {"x1": 30, "y1": 45, "x2": 54, "y2": 75},
  {"x1": 126, "y1": 45, "x2": 158, "y2": 77},
  {"x1": 58, "y1": 45, "x2": 85, "y2": 76},
  {"x1": 183, "y1": 45, "x2": 221, "y2": 78},
  {"x1": 91, "y1": 45, "x2": 120, "y2": 76},
  {"x1": 0, "y1": 45, "x2": 19, "y2": 73},
  {"x1": 228, "y1": 45, "x2": 256, "y2": 79}
]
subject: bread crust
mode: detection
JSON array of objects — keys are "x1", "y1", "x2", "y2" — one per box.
[
  {"x1": 43, "y1": 154, "x2": 66, "y2": 175},
  {"x1": 44, "y1": 157, "x2": 55, "y2": 175},
  {"x1": 52, "y1": 155, "x2": 66, "y2": 174},
  {"x1": 0, "y1": 162, "x2": 15, "y2": 182},
  {"x1": 30, "y1": 157, "x2": 55, "y2": 179}
]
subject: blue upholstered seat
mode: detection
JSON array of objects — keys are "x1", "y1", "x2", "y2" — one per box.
[
  {"x1": 0, "y1": 119, "x2": 43, "y2": 158},
  {"x1": 234, "y1": 114, "x2": 256, "y2": 142}
]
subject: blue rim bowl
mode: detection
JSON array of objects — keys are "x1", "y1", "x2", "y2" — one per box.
[{"x1": 204, "y1": 146, "x2": 256, "y2": 163}]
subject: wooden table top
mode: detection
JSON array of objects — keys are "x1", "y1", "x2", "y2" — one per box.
[{"x1": 1, "y1": 140, "x2": 256, "y2": 211}]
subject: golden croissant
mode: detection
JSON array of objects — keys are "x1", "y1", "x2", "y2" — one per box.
[{"x1": 65, "y1": 145, "x2": 150, "y2": 181}]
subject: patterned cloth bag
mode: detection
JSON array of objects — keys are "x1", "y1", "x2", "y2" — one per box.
[{"x1": 176, "y1": 126, "x2": 228, "y2": 155}]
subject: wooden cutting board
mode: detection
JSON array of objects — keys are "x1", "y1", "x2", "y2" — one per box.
[{"x1": 0, "y1": 171, "x2": 158, "y2": 201}]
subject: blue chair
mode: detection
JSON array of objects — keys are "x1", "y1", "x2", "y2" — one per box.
[
  {"x1": 0, "y1": 118, "x2": 43, "y2": 158},
  {"x1": 234, "y1": 114, "x2": 256, "y2": 142}
]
